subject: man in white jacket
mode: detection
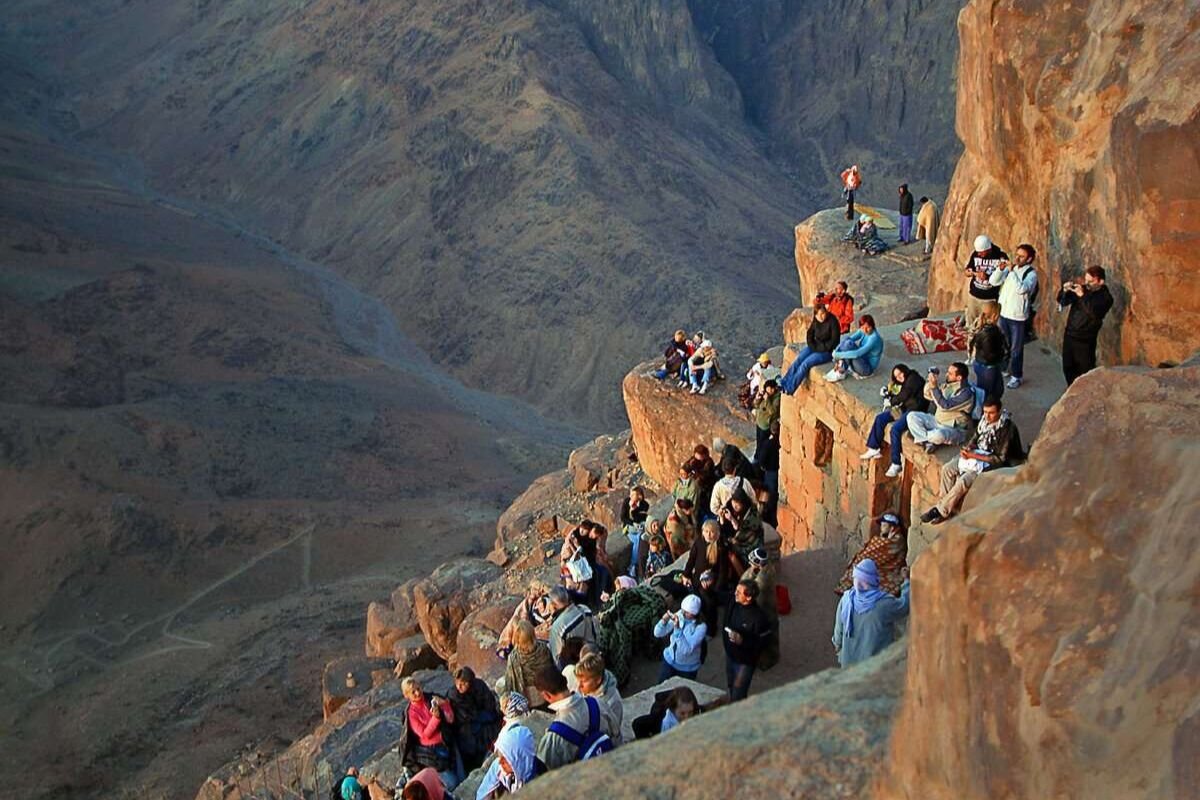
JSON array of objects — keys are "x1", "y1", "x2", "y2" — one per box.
[{"x1": 989, "y1": 243, "x2": 1039, "y2": 389}]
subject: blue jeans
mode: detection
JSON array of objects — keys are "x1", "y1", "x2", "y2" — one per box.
[
  {"x1": 834, "y1": 356, "x2": 874, "y2": 377},
  {"x1": 726, "y1": 658, "x2": 756, "y2": 701},
  {"x1": 999, "y1": 316, "x2": 1027, "y2": 379},
  {"x1": 867, "y1": 410, "x2": 910, "y2": 465},
  {"x1": 974, "y1": 362, "x2": 1004, "y2": 401},
  {"x1": 780, "y1": 347, "x2": 832, "y2": 394},
  {"x1": 689, "y1": 366, "x2": 713, "y2": 390},
  {"x1": 626, "y1": 527, "x2": 643, "y2": 577},
  {"x1": 659, "y1": 660, "x2": 699, "y2": 683},
  {"x1": 899, "y1": 214, "x2": 913, "y2": 242}
]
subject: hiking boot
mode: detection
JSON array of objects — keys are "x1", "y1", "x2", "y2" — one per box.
[
  {"x1": 885, "y1": 463, "x2": 903, "y2": 478},
  {"x1": 920, "y1": 507, "x2": 943, "y2": 524},
  {"x1": 859, "y1": 448, "x2": 882, "y2": 460},
  {"x1": 1006, "y1": 376, "x2": 1022, "y2": 389}
]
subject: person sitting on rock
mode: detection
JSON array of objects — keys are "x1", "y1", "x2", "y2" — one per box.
[
  {"x1": 963, "y1": 234, "x2": 1009, "y2": 330},
  {"x1": 832, "y1": 559, "x2": 910, "y2": 668},
  {"x1": 631, "y1": 686, "x2": 715, "y2": 740},
  {"x1": 719, "y1": 487, "x2": 764, "y2": 576},
  {"x1": 400, "y1": 676, "x2": 459, "y2": 783},
  {"x1": 620, "y1": 486, "x2": 650, "y2": 579},
  {"x1": 815, "y1": 280, "x2": 855, "y2": 334},
  {"x1": 969, "y1": 302, "x2": 1009, "y2": 402},
  {"x1": 653, "y1": 328, "x2": 692, "y2": 386},
  {"x1": 680, "y1": 520, "x2": 734, "y2": 595},
  {"x1": 905, "y1": 362, "x2": 976, "y2": 454},
  {"x1": 503, "y1": 621, "x2": 555, "y2": 709},
  {"x1": 825, "y1": 314, "x2": 883, "y2": 382},
  {"x1": 475, "y1": 722, "x2": 546, "y2": 799},
  {"x1": 644, "y1": 534, "x2": 672, "y2": 580},
  {"x1": 746, "y1": 351, "x2": 772, "y2": 396},
  {"x1": 724, "y1": 579, "x2": 772, "y2": 701},
  {"x1": 860, "y1": 363, "x2": 930, "y2": 478},
  {"x1": 547, "y1": 586, "x2": 599, "y2": 669},
  {"x1": 337, "y1": 767, "x2": 365, "y2": 800},
  {"x1": 558, "y1": 526, "x2": 593, "y2": 605},
  {"x1": 449, "y1": 666, "x2": 503, "y2": 772},
  {"x1": 780, "y1": 304, "x2": 842, "y2": 394},
  {"x1": 689, "y1": 444, "x2": 718, "y2": 515},
  {"x1": 709, "y1": 458, "x2": 758, "y2": 517},
  {"x1": 671, "y1": 459, "x2": 698, "y2": 517},
  {"x1": 497, "y1": 579, "x2": 553, "y2": 659},
  {"x1": 920, "y1": 397, "x2": 1025, "y2": 526},
  {"x1": 653, "y1": 593, "x2": 707, "y2": 681},
  {"x1": 575, "y1": 651, "x2": 624, "y2": 744},
  {"x1": 688, "y1": 339, "x2": 721, "y2": 395},
  {"x1": 837, "y1": 513, "x2": 908, "y2": 596},
  {"x1": 535, "y1": 665, "x2": 618, "y2": 770},
  {"x1": 845, "y1": 214, "x2": 889, "y2": 255},
  {"x1": 665, "y1": 498, "x2": 696, "y2": 559}
]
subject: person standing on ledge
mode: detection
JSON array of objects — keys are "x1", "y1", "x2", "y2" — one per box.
[
  {"x1": 1058, "y1": 265, "x2": 1114, "y2": 386},
  {"x1": 916, "y1": 196, "x2": 940, "y2": 255},
  {"x1": 990, "y1": 243, "x2": 1040, "y2": 389},
  {"x1": 897, "y1": 183, "x2": 915, "y2": 243},
  {"x1": 963, "y1": 234, "x2": 1009, "y2": 330},
  {"x1": 832, "y1": 559, "x2": 910, "y2": 668},
  {"x1": 841, "y1": 164, "x2": 862, "y2": 219}
]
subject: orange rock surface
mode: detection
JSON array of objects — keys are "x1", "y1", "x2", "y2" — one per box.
[{"x1": 928, "y1": 0, "x2": 1200, "y2": 368}]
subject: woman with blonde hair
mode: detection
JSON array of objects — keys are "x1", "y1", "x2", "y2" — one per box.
[
  {"x1": 970, "y1": 300, "x2": 1008, "y2": 400},
  {"x1": 496, "y1": 579, "x2": 552, "y2": 658},
  {"x1": 502, "y1": 620, "x2": 554, "y2": 709}
]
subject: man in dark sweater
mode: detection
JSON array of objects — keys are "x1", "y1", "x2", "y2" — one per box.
[
  {"x1": 723, "y1": 580, "x2": 772, "y2": 701},
  {"x1": 963, "y1": 234, "x2": 1009, "y2": 330},
  {"x1": 1058, "y1": 265, "x2": 1115, "y2": 386},
  {"x1": 921, "y1": 398, "x2": 1025, "y2": 525},
  {"x1": 897, "y1": 184, "x2": 915, "y2": 243},
  {"x1": 780, "y1": 305, "x2": 842, "y2": 394}
]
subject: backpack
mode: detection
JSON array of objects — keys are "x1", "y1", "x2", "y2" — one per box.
[
  {"x1": 548, "y1": 696, "x2": 614, "y2": 761},
  {"x1": 1018, "y1": 265, "x2": 1040, "y2": 309}
]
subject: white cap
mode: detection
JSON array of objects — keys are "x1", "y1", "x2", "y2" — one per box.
[
  {"x1": 974, "y1": 234, "x2": 992, "y2": 252},
  {"x1": 700, "y1": 339, "x2": 713, "y2": 350},
  {"x1": 681, "y1": 594, "x2": 703, "y2": 616},
  {"x1": 859, "y1": 213, "x2": 871, "y2": 222}
]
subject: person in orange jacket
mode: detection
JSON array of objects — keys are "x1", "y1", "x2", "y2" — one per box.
[{"x1": 814, "y1": 281, "x2": 855, "y2": 334}]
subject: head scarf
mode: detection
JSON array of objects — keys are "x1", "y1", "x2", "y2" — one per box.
[
  {"x1": 502, "y1": 692, "x2": 529, "y2": 722},
  {"x1": 476, "y1": 724, "x2": 538, "y2": 797},
  {"x1": 615, "y1": 575, "x2": 637, "y2": 591},
  {"x1": 838, "y1": 559, "x2": 888, "y2": 638},
  {"x1": 407, "y1": 768, "x2": 445, "y2": 800}
]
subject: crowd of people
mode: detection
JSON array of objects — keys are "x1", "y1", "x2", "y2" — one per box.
[{"x1": 332, "y1": 181, "x2": 1117, "y2": 797}]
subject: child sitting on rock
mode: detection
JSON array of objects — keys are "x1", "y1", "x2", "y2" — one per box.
[{"x1": 644, "y1": 534, "x2": 672, "y2": 580}]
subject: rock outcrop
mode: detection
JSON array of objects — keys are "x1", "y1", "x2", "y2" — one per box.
[
  {"x1": 882, "y1": 360, "x2": 1200, "y2": 798},
  {"x1": 411, "y1": 559, "x2": 504, "y2": 660},
  {"x1": 622, "y1": 359, "x2": 756, "y2": 490},
  {"x1": 793, "y1": 209, "x2": 931, "y2": 328},
  {"x1": 928, "y1": 0, "x2": 1200, "y2": 369}
]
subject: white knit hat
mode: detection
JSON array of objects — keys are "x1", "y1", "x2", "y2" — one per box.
[
  {"x1": 681, "y1": 594, "x2": 703, "y2": 616},
  {"x1": 973, "y1": 234, "x2": 992, "y2": 251}
]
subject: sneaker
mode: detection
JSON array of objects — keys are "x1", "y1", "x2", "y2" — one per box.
[
  {"x1": 698, "y1": 384, "x2": 708, "y2": 395},
  {"x1": 677, "y1": 379, "x2": 687, "y2": 388},
  {"x1": 689, "y1": 386, "x2": 699, "y2": 394},
  {"x1": 824, "y1": 368, "x2": 847, "y2": 383},
  {"x1": 920, "y1": 507, "x2": 943, "y2": 524},
  {"x1": 885, "y1": 463, "x2": 903, "y2": 478},
  {"x1": 1006, "y1": 376, "x2": 1022, "y2": 389},
  {"x1": 923, "y1": 442, "x2": 937, "y2": 454},
  {"x1": 859, "y1": 448, "x2": 882, "y2": 460}
]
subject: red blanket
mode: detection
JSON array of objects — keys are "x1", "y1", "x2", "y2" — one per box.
[{"x1": 900, "y1": 316, "x2": 968, "y2": 355}]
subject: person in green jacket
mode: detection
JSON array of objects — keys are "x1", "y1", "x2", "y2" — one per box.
[{"x1": 752, "y1": 379, "x2": 781, "y2": 462}]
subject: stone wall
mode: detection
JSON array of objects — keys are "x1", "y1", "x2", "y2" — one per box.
[{"x1": 928, "y1": 0, "x2": 1200, "y2": 369}]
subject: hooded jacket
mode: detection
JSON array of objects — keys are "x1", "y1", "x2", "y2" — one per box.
[
  {"x1": 898, "y1": 189, "x2": 914, "y2": 216},
  {"x1": 991, "y1": 263, "x2": 1039, "y2": 321}
]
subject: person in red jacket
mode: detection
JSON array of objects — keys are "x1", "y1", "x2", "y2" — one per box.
[{"x1": 815, "y1": 281, "x2": 855, "y2": 334}]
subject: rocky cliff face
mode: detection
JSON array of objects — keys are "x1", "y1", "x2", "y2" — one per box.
[
  {"x1": 689, "y1": 0, "x2": 964, "y2": 196},
  {"x1": 928, "y1": 0, "x2": 1200, "y2": 369},
  {"x1": 882, "y1": 360, "x2": 1200, "y2": 798}
]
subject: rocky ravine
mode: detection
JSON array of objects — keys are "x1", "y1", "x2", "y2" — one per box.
[
  {"x1": 928, "y1": 0, "x2": 1200, "y2": 370},
  {"x1": 0, "y1": 0, "x2": 962, "y2": 428}
]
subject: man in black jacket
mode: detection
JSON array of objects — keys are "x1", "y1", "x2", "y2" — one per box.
[
  {"x1": 780, "y1": 305, "x2": 842, "y2": 394},
  {"x1": 653, "y1": 329, "x2": 691, "y2": 385},
  {"x1": 860, "y1": 364, "x2": 930, "y2": 477},
  {"x1": 1058, "y1": 266, "x2": 1114, "y2": 386},
  {"x1": 723, "y1": 580, "x2": 772, "y2": 701},
  {"x1": 897, "y1": 184, "x2": 915, "y2": 243},
  {"x1": 963, "y1": 234, "x2": 1009, "y2": 330}
]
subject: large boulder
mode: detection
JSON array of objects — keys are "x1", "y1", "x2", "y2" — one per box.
[
  {"x1": 793, "y1": 209, "x2": 930, "y2": 327},
  {"x1": 390, "y1": 635, "x2": 443, "y2": 678},
  {"x1": 883, "y1": 362, "x2": 1200, "y2": 798},
  {"x1": 453, "y1": 599, "x2": 520, "y2": 686},
  {"x1": 364, "y1": 598, "x2": 420, "y2": 659},
  {"x1": 412, "y1": 559, "x2": 504, "y2": 660},
  {"x1": 622, "y1": 359, "x2": 755, "y2": 491},
  {"x1": 489, "y1": 468, "x2": 572, "y2": 565},
  {"x1": 927, "y1": 0, "x2": 1200, "y2": 369},
  {"x1": 322, "y1": 656, "x2": 393, "y2": 720}
]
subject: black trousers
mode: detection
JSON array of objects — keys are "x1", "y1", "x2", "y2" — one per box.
[{"x1": 1062, "y1": 335, "x2": 1098, "y2": 386}]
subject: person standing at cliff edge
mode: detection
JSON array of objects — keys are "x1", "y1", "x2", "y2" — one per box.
[
  {"x1": 916, "y1": 196, "x2": 939, "y2": 255},
  {"x1": 897, "y1": 184, "x2": 915, "y2": 243},
  {"x1": 1057, "y1": 265, "x2": 1114, "y2": 386},
  {"x1": 840, "y1": 164, "x2": 862, "y2": 219}
]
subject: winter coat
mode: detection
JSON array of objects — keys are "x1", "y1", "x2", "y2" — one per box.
[
  {"x1": 806, "y1": 314, "x2": 843, "y2": 353},
  {"x1": 888, "y1": 369, "x2": 930, "y2": 414},
  {"x1": 971, "y1": 323, "x2": 1009, "y2": 367},
  {"x1": 898, "y1": 189, "x2": 914, "y2": 216},
  {"x1": 1059, "y1": 285, "x2": 1114, "y2": 341},
  {"x1": 991, "y1": 263, "x2": 1039, "y2": 321}
]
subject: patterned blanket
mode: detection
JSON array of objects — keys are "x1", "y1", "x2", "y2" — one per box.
[{"x1": 900, "y1": 316, "x2": 968, "y2": 354}]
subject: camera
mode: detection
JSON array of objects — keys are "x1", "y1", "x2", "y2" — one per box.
[{"x1": 928, "y1": 366, "x2": 940, "y2": 376}]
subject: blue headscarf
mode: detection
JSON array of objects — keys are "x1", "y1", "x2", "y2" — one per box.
[
  {"x1": 475, "y1": 723, "x2": 538, "y2": 799},
  {"x1": 838, "y1": 559, "x2": 888, "y2": 638}
]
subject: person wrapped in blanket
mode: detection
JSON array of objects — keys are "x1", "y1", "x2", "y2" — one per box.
[
  {"x1": 596, "y1": 578, "x2": 667, "y2": 687},
  {"x1": 842, "y1": 214, "x2": 889, "y2": 255},
  {"x1": 837, "y1": 513, "x2": 908, "y2": 596}
]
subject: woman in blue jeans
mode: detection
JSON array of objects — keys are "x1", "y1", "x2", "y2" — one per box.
[
  {"x1": 780, "y1": 305, "x2": 842, "y2": 394},
  {"x1": 825, "y1": 314, "x2": 883, "y2": 382},
  {"x1": 859, "y1": 364, "x2": 929, "y2": 477},
  {"x1": 970, "y1": 303, "x2": 1007, "y2": 401}
]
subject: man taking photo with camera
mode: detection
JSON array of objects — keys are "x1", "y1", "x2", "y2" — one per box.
[{"x1": 1057, "y1": 265, "x2": 1114, "y2": 386}]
